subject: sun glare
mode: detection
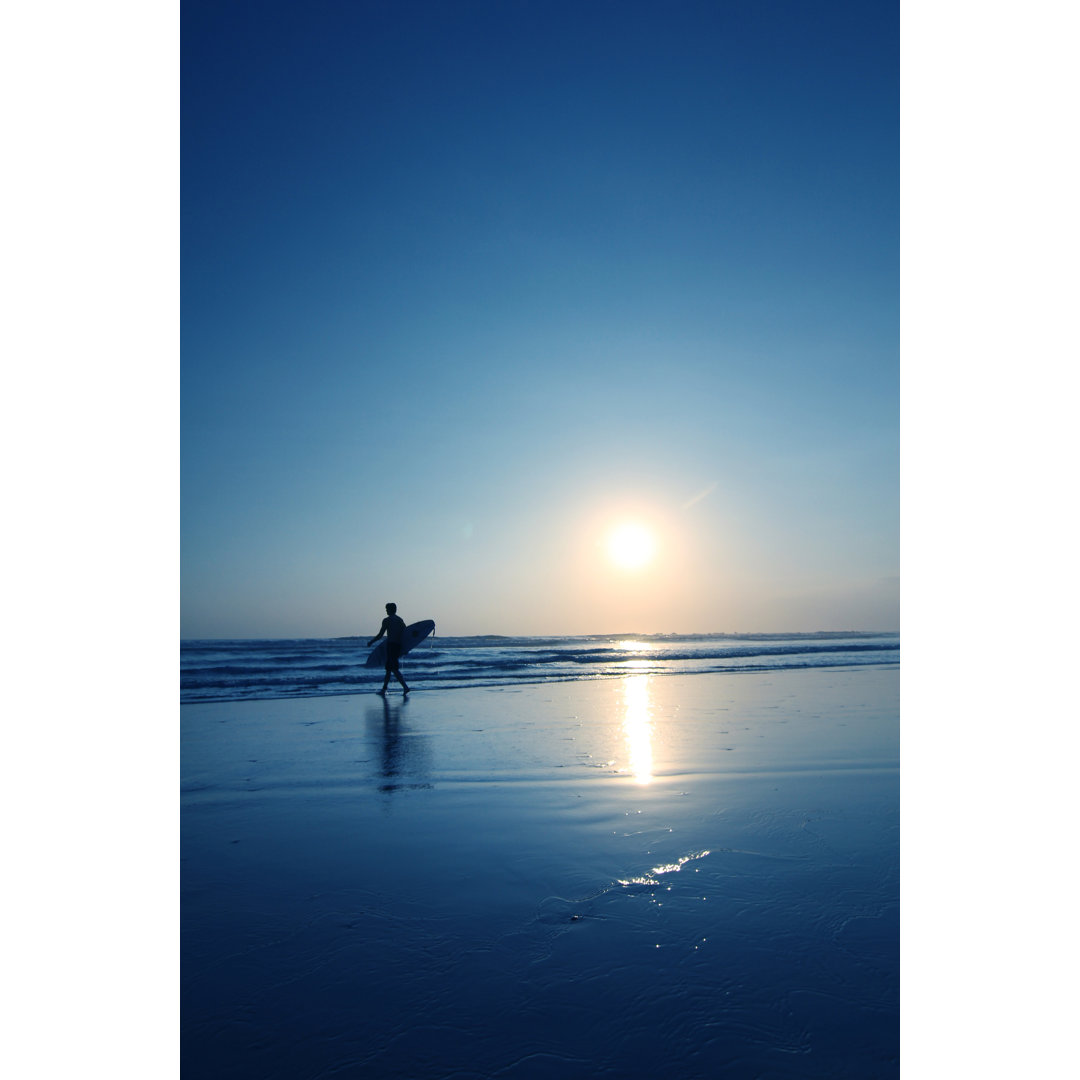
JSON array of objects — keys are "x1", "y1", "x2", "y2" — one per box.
[{"x1": 607, "y1": 522, "x2": 656, "y2": 570}]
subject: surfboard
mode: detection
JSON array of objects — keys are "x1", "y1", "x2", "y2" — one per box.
[{"x1": 365, "y1": 619, "x2": 436, "y2": 668}]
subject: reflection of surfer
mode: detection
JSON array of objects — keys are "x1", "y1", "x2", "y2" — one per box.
[
  {"x1": 378, "y1": 696, "x2": 403, "y2": 792},
  {"x1": 364, "y1": 697, "x2": 433, "y2": 798},
  {"x1": 367, "y1": 602, "x2": 411, "y2": 696}
]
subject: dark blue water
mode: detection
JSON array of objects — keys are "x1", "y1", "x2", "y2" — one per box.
[{"x1": 182, "y1": 668, "x2": 899, "y2": 1078}]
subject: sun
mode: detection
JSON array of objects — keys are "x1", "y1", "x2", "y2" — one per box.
[{"x1": 607, "y1": 522, "x2": 657, "y2": 570}]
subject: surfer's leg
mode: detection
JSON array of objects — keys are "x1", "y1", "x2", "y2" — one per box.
[
  {"x1": 386, "y1": 645, "x2": 405, "y2": 691},
  {"x1": 391, "y1": 656, "x2": 407, "y2": 692}
]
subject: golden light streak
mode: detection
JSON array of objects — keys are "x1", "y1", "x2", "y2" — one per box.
[{"x1": 622, "y1": 674, "x2": 654, "y2": 785}]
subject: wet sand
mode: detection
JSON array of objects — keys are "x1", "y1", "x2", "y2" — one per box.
[{"x1": 182, "y1": 667, "x2": 899, "y2": 1078}]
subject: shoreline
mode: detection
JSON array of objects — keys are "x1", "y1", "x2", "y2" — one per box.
[{"x1": 181, "y1": 658, "x2": 900, "y2": 707}]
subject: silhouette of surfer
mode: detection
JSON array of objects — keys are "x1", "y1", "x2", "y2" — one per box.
[{"x1": 367, "y1": 602, "x2": 411, "y2": 695}]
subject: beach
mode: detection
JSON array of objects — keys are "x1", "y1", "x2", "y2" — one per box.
[{"x1": 182, "y1": 666, "x2": 899, "y2": 1077}]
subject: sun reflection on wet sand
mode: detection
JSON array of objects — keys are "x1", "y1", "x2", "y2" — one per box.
[{"x1": 621, "y1": 675, "x2": 654, "y2": 785}]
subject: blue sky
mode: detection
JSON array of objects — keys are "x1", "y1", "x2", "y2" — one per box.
[{"x1": 182, "y1": 0, "x2": 898, "y2": 638}]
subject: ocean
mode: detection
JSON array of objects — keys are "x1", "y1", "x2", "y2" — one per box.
[{"x1": 180, "y1": 630, "x2": 899, "y2": 704}]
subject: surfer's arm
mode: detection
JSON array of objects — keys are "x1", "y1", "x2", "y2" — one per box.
[{"x1": 366, "y1": 619, "x2": 388, "y2": 647}]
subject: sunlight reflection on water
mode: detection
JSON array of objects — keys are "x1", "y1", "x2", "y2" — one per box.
[{"x1": 621, "y1": 675, "x2": 654, "y2": 785}]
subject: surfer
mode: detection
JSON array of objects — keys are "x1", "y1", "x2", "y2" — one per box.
[{"x1": 367, "y1": 602, "x2": 411, "y2": 695}]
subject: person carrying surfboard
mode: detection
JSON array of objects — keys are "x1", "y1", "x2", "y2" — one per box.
[{"x1": 367, "y1": 602, "x2": 411, "y2": 695}]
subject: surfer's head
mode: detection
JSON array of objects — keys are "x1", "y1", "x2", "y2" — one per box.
[{"x1": 385, "y1": 602, "x2": 397, "y2": 614}]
